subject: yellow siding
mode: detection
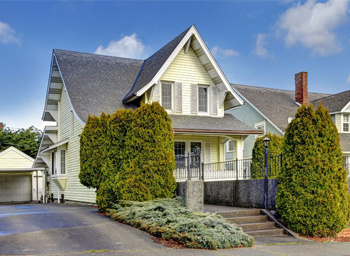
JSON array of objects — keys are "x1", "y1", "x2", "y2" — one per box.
[
  {"x1": 335, "y1": 114, "x2": 342, "y2": 132},
  {"x1": 174, "y1": 134, "x2": 243, "y2": 162},
  {"x1": 158, "y1": 46, "x2": 224, "y2": 117},
  {"x1": 50, "y1": 89, "x2": 96, "y2": 203},
  {"x1": 0, "y1": 150, "x2": 33, "y2": 168}
]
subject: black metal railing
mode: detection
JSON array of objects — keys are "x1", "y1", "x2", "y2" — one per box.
[
  {"x1": 174, "y1": 153, "x2": 283, "y2": 181},
  {"x1": 174, "y1": 152, "x2": 202, "y2": 180}
]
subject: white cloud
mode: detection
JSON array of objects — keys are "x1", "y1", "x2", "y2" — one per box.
[
  {"x1": 347, "y1": 74, "x2": 350, "y2": 83},
  {"x1": 0, "y1": 21, "x2": 20, "y2": 44},
  {"x1": 253, "y1": 33, "x2": 272, "y2": 58},
  {"x1": 277, "y1": 0, "x2": 349, "y2": 56},
  {"x1": 211, "y1": 46, "x2": 239, "y2": 58},
  {"x1": 94, "y1": 33, "x2": 148, "y2": 59}
]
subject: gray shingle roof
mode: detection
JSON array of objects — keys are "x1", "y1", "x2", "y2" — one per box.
[
  {"x1": 311, "y1": 90, "x2": 350, "y2": 113},
  {"x1": 170, "y1": 114, "x2": 260, "y2": 134},
  {"x1": 339, "y1": 133, "x2": 350, "y2": 152},
  {"x1": 54, "y1": 49, "x2": 143, "y2": 122},
  {"x1": 233, "y1": 84, "x2": 330, "y2": 132},
  {"x1": 123, "y1": 26, "x2": 192, "y2": 102}
]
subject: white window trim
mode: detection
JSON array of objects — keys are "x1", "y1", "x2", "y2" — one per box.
[
  {"x1": 226, "y1": 140, "x2": 234, "y2": 152},
  {"x1": 342, "y1": 113, "x2": 350, "y2": 133},
  {"x1": 254, "y1": 120, "x2": 266, "y2": 138},
  {"x1": 198, "y1": 85, "x2": 210, "y2": 115},
  {"x1": 174, "y1": 140, "x2": 204, "y2": 159},
  {"x1": 160, "y1": 81, "x2": 174, "y2": 112},
  {"x1": 60, "y1": 149, "x2": 67, "y2": 176},
  {"x1": 51, "y1": 151, "x2": 57, "y2": 177}
]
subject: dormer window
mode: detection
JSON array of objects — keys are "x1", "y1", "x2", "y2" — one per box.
[
  {"x1": 343, "y1": 114, "x2": 349, "y2": 132},
  {"x1": 198, "y1": 86, "x2": 208, "y2": 113},
  {"x1": 161, "y1": 82, "x2": 173, "y2": 110}
]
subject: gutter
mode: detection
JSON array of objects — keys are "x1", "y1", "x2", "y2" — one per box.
[{"x1": 173, "y1": 128, "x2": 263, "y2": 135}]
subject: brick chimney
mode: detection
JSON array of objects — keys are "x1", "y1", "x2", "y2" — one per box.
[
  {"x1": 295, "y1": 72, "x2": 308, "y2": 105},
  {"x1": 0, "y1": 123, "x2": 3, "y2": 130}
]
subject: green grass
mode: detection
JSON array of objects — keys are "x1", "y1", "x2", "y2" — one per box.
[{"x1": 107, "y1": 197, "x2": 254, "y2": 250}]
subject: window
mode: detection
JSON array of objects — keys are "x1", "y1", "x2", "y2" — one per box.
[
  {"x1": 51, "y1": 152, "x2": 56, "y2": 175},
  {"x1": 198, "y1": 86, "x2": 208, "y2": 113},
  {"x1": 227, "y1": 140, "x2": 234, "y2": 152},
  {"x1": 60, "y1": 150, "x2": 66, "y2": 175},
  {"x1": 254, "y1": 121, "x2": 266, "y2": 138},
  {"x1": 343, "y1": 114, "x2": 349, "y2": 132},
  {"x1": 190, "y1": 142, "x2": 202, "y2": 155},
  {"x1": 174, "y1": 142, "x2": 186, "y2": 159},
  {"x1": 161, "y1": 82, "x2": 172, "y2": 110},
  {"x1": 174, "y1": 142, "x2": 186, "y2": 168}
]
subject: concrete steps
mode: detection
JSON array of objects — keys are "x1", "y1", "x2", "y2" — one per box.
[{"x1": 217, "y1": 209, "x2": 286, "y2": 237}]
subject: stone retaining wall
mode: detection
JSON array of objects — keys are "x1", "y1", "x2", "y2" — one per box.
[{"x1": 177, "y1": 178, "x2": 278, "y2": 210}]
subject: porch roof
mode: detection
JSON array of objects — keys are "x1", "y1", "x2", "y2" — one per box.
[{"x1": 170, "y1": 114, "x2": 261, "y2": 135}]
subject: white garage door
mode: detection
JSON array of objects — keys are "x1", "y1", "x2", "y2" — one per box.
[{"x1": 0, "y1": 175, "x2": 32, "y2": 202}]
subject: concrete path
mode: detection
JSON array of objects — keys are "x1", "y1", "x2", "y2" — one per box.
[{"x1": 0, "y1": 204, "x2": 349, "y2": 256}]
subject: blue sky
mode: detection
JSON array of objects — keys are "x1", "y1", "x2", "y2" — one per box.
[{"x1": 0, "y1": 0, "x2": 349, "y2": 130}]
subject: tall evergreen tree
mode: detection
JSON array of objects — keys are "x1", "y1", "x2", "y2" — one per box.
[
  {"x1": 251, "y1": 133, "x2": 284, "y2": 178},
  {"x1": 115, "y1": 102, "x2": 177, "y2": 201},
  {"x1": 276, "y1": 104, "x2": 350, "y2": 237},
  {"x1": 79, "y1": 112, "x2": 109, "y2": 189},
  {"x1": 97, "y1": 109, "x2": 134, "y2": 212}
]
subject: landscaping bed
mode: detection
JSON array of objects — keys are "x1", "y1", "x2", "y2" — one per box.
[{"x1": 107, "y1": 197, "x2": 254, "y2": 250}]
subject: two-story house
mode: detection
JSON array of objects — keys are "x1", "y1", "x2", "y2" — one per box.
[
  {"x1": 228, "y1": 72, "x2": 350, "y2": 166},
  {"x1": 33, "y1": 25, "x2": 261, "y2": 204}
]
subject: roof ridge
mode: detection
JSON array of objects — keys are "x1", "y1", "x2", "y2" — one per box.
[
  {"x1": 232, "y1": 83, "x2": 330, "y2": 95},
  {"x1": 53, "y1": 48, "x2": 144, "y2": 62},
  {"x1": 311, "y1": 88, "x2": 350, "y2": 102},
  {"x1": 144, "y1": 25, "x2": 193, "y2": 62}
]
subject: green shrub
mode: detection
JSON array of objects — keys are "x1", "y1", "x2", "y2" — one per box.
[
  {"x1": 107, "y1": 198, "x2": 254, "y2": 249},
  {"x1": 79, "y1": 113, "x2": 109, "y2": 189},
  {"x1": 115, "y1": 102, "x2": 177, "y2": 201},
  {"x1": 251, "y1": 133, "x2": 284, "y2": 179},
  {"x1": 276, "y1": 104, "x2": 350, "y2": 237},
  {"x1": 97, "y1": 109, "x2": 134, "y2": 212}
]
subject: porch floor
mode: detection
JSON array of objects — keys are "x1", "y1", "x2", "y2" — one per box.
[{"x1": 204, "y1": 204, "x2": 258, "y2": 213}]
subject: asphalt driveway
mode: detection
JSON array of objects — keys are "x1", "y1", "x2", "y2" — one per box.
[{"x1": 0, "y1": 203, "x2": 349, "y2": 256}]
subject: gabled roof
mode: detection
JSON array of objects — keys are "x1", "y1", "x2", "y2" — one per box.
[
  {"x1": 232, "y1": 84, "x2": 330, "y2": 133},
  {"x1": 53, "y1": 49, "x2": 143, "y2": 123},
  {"x1": 311, "y1": 89, "x2": 350, "y2": 113},
  {"x1": 0, "y1": 146, "x2": 34, "y2": 162},
  {"x1": 123, "y1": 25, "x2": 244, "y2": 106},
  {"x1": 123, "y1": 26, "x2": 192, "y2": 101}
]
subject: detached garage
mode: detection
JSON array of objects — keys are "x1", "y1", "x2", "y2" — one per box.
[{"x1": 0, "y1": 146, "x2": 43, "y2": 203}]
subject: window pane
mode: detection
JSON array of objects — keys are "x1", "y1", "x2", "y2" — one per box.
[
  {"x1": 61, "y1": 150, "x2": 66, "y2": 175},
  {"x1": 191, "y1": 142, "x2": 202, "y2": 155},
  {"x1": 228, "y1": 141, "x2": 234, "y2": 151},
  {"x1": 198, "y1": 87, "x2": 208, "y2": 112},
  {"x1": 174, "y1": 142, "x2": 186, "y2": 168},
  {"x1": 162, "y1": 83, "x2": 172, "y2": 110},
  {"x1": 344, "y1": 114, "x2": 349, "y2": 123},
  {"x1": 344, "y1": 123, "x2": 349, "y2": 132},
  {"x1": 52, "y1": 152, "x2": 55, "y2": 175},
  {"x1": 174, "y1": 142, "x2": 186, "y2": 158}
]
